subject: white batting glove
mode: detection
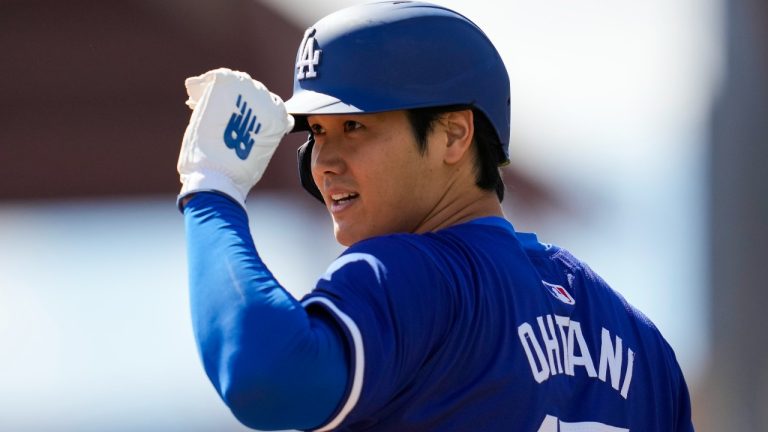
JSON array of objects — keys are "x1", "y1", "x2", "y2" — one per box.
[{"x1": 177, "y1": 68, "x2": 294, "y2": 208}]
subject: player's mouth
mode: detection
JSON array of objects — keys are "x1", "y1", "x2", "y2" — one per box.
[{"x1": 329, "y1": 192, "x2": 359, "y2": 213}]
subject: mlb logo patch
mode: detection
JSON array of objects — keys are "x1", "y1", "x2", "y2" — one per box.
[{"x1": 542, "y1": 280, "x2": 575, "y2": 305}]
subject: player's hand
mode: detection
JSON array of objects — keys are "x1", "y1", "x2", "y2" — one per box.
[{"x1": 177, "y1": 68, "x2": 294, "y2": 208}]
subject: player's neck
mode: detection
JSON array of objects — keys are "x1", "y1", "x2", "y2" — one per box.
[{"x1": 414, "y1": 186, "x2": 504, "y2": 235}]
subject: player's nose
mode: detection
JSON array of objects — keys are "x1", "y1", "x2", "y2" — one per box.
[{"x1": 311, "y1": 138, "x2": 346, "y2": 178}]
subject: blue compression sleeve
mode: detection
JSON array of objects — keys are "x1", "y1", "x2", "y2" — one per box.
[{"x1": 183, "y1": 192, "x2": 348, "y2": 431}]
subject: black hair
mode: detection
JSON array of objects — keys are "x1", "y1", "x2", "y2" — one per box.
[{"x1": 405, "y1": 106, "x2": 505, "y2": 201}]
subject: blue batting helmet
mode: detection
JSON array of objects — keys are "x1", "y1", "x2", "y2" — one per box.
[{"x1": 284, "y1": 1, "x2": 511, "y2": 202}]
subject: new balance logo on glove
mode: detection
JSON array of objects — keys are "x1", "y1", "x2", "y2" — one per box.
[
  {"x1": 224, "y1": 94, "x2": 262, "y2": 160},
  {"x1": 178, "y1": 68, "x2": 294, "y2": 208}
]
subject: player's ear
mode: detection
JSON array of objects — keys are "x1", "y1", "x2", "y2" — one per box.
[{"x1": 441, "y1": 109, "x2": 474, "y2": 165}]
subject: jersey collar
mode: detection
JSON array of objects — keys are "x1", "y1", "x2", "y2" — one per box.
[{"x1": 463, "y1": 216, "x2": 552, "y2": 252}]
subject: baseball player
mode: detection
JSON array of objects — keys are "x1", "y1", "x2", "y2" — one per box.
[{"x1": 177, "y1": 2, "x2": 694, "y2": 431}]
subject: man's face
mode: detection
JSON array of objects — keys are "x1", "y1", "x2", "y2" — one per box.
[{"x1": 308, "y1": 110, "x2": 445, "y2": 246}]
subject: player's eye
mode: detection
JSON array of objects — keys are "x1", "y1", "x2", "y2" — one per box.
[
  {"x1": 344, "y1": 120, "x2": 363, "y2": 132},
  {"x1": 309, "y1": 123, "x2": 325, "y2": 135}
]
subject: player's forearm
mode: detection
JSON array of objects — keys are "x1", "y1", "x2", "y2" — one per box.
[{"x1": 183, "y1": 192, "x2": 347, "y2": 430}]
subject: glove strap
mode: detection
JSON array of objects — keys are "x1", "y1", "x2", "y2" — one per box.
[{"x1": 178, "y1": 169, "x2": 246, "y2": 211}]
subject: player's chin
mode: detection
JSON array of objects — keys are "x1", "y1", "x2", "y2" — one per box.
[
  {"x1": 332, "y1": 221, "x2": 352, "y2": 247},
  {"x1": 333, "y1": 221, "x2": 368, "y2": 247}
]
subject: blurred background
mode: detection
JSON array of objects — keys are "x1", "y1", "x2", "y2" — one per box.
[{"x1": 0, "y1": 0, "x2": 765, "y2": 430}]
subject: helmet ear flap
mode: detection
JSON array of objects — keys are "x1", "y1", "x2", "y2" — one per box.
[{"x1": 297, "y1": 135, "x2": 324, "y2": 203}]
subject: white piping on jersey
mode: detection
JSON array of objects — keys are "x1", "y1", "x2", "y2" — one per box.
[
  {"x1": 320, "y1": 252, "x2": 384, "y2": 283},
  {"x1": 302, "y1": 296, "x2": 365, "y2": 431}
]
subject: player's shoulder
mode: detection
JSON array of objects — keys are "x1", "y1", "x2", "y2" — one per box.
[
  {"x1": 313, "y1": 232, "x2": 458, "y2": 317},
  {"x1": 330, "y1": 219, "x2": 507, "y2": 282},
  {"x1": 342, "y1": 232, "x2": 425, "y2": 263},
  {"x1": 336, "y1": 232, "x2": 444, "y2": 280},
  {"x1": 345, "y1": 217, "x2": 515, "y2": 263}
]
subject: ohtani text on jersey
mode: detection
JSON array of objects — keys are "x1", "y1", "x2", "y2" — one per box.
[{"x1": 518, "y1": 314, "x2": 635, "y2": 399}]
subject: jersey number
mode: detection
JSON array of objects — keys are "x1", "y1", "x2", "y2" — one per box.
[{"x1": 537, "y1": 415, "x2": 629, "y2": 432}]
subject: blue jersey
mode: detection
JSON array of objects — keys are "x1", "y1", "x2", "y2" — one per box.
[
  {"x1": 183, "y1": 192, "x2": 693, "y2": 431},
  {"x1": 305, "y1": 216, "x2": 693, "y2": 431}
]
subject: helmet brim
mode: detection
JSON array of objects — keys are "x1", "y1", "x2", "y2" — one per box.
[{"x1": 285, "y1": 89, "x2": 364, "y2": 132}]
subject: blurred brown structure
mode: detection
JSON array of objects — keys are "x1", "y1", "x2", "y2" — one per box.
[
  {"x1": 0, "y1": 0, "x2": 559, "y2": 217},
  {"x1": 0, "y1": 0, "x2": 306, "y2": 200}
]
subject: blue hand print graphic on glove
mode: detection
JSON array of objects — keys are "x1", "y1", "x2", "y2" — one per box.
[{"x1": 224, "y1": 94, "x2": 262, "y2": 160}]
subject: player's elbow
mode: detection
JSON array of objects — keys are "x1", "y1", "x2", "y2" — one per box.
[
  {"x1": 212, "y1": 313, "x2": 348, "y2": 430},
  {"x1": 221, "y1": 366, "x2": 329, "y2": 431},
  {"x1": 223, "y1": 380, "x2": 294, "y2": 430}
]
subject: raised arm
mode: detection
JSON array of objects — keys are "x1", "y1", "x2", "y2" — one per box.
[{"x1": 176, "y1": 69, "x2": 347, "y2": 430}]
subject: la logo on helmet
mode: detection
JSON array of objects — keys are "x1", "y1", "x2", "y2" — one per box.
[{"x1": 296, "y1": 28, "x2": 321, "y2": 80}]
